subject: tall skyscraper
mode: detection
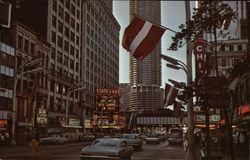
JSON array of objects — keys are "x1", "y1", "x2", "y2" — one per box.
[{"x1": 129, "y1": 1, "x2": 163, "y2": 112}]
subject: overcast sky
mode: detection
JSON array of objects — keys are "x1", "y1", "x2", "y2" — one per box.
[{"x1": 113, "y1": 1, "x2": 196, "y2": 88}]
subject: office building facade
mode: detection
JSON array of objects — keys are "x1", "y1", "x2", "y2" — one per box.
[{"x1": 81, "y1": 0, "x2": 120, "y2": 131}]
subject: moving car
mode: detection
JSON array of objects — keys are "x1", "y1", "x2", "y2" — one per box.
[
  {"x1": 39, "y1": 135, "x2": 68, "y2": 145},
  {"x1": 121, "y1": 134, "x2": 143, "y2": 151},
  {"x1": 168, "y1": 128, "x2": 183, "y2": 145},
  {"x1": 168, "y1": 133, "x2": 182, "y2": 145},
  {"x1": 145, "y1": 134, "x2": 161, "y2": 144},
  {"x1": 80, "y1": 138, "x2": 133, "y2": 160}
]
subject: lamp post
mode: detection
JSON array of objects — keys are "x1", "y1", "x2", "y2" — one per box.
[
  {"x1": 65, "y1": 86, "x2": 85, "y2": 125},
  {"x1": 11, "y1": 67, "x2": 44, "y2": 145},
  {"x1": 166, "y1": 63, "x2": 187, "y2": 74}
]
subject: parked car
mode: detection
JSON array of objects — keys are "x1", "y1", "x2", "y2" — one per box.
[
  {"x1": 168, "y1": 133, "x2": 182, "y2": 145},
  {"x1": 145, "y1": 134, "x2": 161, "y2": 144},
  {"x1": 83, "y1": 133, "x2": 95, "y2": 141},
  {"x1": 80, "y1": 138, "x2": 133, "y2": 160},
  {"x1": 121, "y1": 134, "x2": 143, "y2": 151},
  {"x1": 39, "y1": 135, "x2": 68, "y2": 145}
]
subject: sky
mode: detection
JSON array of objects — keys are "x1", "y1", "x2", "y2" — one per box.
[{"x1": 113, "y1": 1, "x2": 196, "y2": 88}]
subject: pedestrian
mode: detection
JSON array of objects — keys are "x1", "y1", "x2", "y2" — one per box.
[
  {"x1": 0, "y1": 132, "x2": 4, "y2": 146},
  {"x1": 239, "y1": 130, "x2": 246, "y2": 144},
  {"x1": 233, "y1": 131, "x2": 238, "y2": 144}
]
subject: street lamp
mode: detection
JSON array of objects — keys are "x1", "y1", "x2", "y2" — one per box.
[
  {"x1": 65, "y1": 86, "x2": 86, "y2": 125},
  {"x1": 160, "y1": 54, "x2": 187, "y2": 70},
  {"x1": 11, "y1": 67, "x2": 44, "y2": 145},
  {"x1": 166, "y1": 63, "x2": 188, "y2": 74},
  {"x1": 168, "y1": 79, "x2": 186, "y2": 89}
]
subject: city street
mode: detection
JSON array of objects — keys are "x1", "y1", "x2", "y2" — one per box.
[{"x1": 0, "y1": 141, "x2": 185, "y2": 160}]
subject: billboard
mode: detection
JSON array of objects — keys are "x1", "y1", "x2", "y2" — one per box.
[{"x1": 94, "y1": 89, "x2": 124, "y2": 128}]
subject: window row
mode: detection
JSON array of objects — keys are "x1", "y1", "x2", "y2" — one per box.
[
  {"x1": 219, "y1": 44, "x2": 246, "y2": 52},
  {"x1": 53, "y1": 0, "x2": 80, "y2": 20},
  {"x1": 51, "y1": 31, "x2": 80, "y2": 47}
]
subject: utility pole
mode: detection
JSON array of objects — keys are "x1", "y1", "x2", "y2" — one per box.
[{"x1": 184, "y1": 1, "x2": 196, "y2": 160}]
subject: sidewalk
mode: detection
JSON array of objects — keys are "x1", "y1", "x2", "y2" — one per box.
[{"x1": 199, "y1": 143, "x2": 249, "y2": 160}]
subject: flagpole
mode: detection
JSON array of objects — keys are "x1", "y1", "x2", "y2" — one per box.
[
  {"x1": 184, "y1": 1, "x2": 196, "y2": 160},
  {"x1": 132, "y1": 13, "x2": 178, "y2": 33}
]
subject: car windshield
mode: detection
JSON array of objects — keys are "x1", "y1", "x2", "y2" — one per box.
[
  {"x1": 170, "y1": 134, "x2": 181, "y2": 138},
  {"x1": 92, "y1": 139, "x2": 119, "y2": 147},
  {"x1": 122, "y1": 134, "x2": 137, "y2": 139}
]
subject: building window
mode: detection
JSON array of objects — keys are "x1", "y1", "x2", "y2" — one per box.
[
  {"x1": 71, "y1": 17, "x2": 75, "y2": 28},
  {"x1": 57, "y1": 36, "x2": 63, "y2": 48},
  {"x1": 64, "y1": 55, "x2": 68, "y2": 66},
  {"x1": 70, "y1": 3, "x2": 75, "y2": 15},
  {"x1": 64, "y1": 40, "x2": 69, "y2": 52},
  {"x1": 58, "y1": 20, "x2": 63, "y2": 33},
  {"x1": 70, "y1": 59, "x2": 74, "y2": 69},
  {"x1": 76, "y1": 23, "x2": 79, "y2": 32},
  {"x1": 76, "y1": 36, "x2": 79, "y2": 45},
  {"x1": 220, "y1": 44, "x2": 225, "y2": 51},
  {"x1": 65, "y1": 26, "x2": 69, "y2": 38},
  {"x1": 70, "y1": 45, "x2": 74, "y2": 56},
  {"x1": 229, "y1": 45, "x2": 234, "y2": 51},
  {"x1": 65, "y1": 0, "x2": 70, "y2": 10},
  {"x1": 233, "y1": 58, "x2": 240, "y2": 65},
  {"x1": 24, "y1": 39, "x2": 29, "y2": 52},
  {"x1": 52, "y1": 15, "x2": 57, "y2": 27},
  {"x1": 221, "y1": 58, "x2": 226, "y2": 67},
  {"x1": 52, "y1": 31, "x2": 56, "y2": 43},
  {"x1": 76, "y1": 63, "x2": 79, "y2": 72},
  {"x1": 238, "y1": 45, "x2": 242, "y2": 51},
  {"x1": 70, "y1": 31, "x2": 75, "y2": 42},
  {"x1": 51, "y1": 47, "x2": 55, "y2": 59},
  {"x1": 65, "y1": 12, "x2": 69, "y2": 24},
  {"x1": 57, "y1": 51, "x2": 62, "y2": 63},
  {"x1": 75, "y1": 49, "x2": 79, "y2": 58},
  {"x1": 53, "y1": 0, "x2": 57, "y2": 12},
  {"x1": 77, "y1": 9, "x2": 80, "y2": 19},
  {"x1": 18, "y1": 35, "x2": 23, "y2": 49},
  {"x1": 58, "y1": 6, "x2": 64, "y2": 18},
  {"x1": 30, "y1": 42, "x2": 35, "y2": 54}
]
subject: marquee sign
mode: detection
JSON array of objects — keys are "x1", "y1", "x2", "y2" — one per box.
[
  {"x1": 238, "y1": 106, "x2": 250, "y2": 115},
  {"x1": 96, "y1": 89, "x2": 120, "y2": 95}
]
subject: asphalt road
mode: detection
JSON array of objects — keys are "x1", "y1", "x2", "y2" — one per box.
[{"x1": 0, "y1": 141, "x2": 185, "y2": 160}]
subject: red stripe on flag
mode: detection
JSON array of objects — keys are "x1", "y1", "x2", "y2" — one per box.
[
  {"x1": 133, "y1": 25, "x2": 165, "y2": 60},
  {"x1": 163, "y1": 84, "x2": 178, "y2": 108},
  {"x1": 122, "y1": 16, "x2": 145, "y2": 51}
]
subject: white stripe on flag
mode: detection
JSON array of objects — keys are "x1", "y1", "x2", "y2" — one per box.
[
  {"x1": 129, "y1": 21, "x2": 153, "y2": 55},
  {"x1": 164, "y1": 86, "x2": 174, "y2": 108}
]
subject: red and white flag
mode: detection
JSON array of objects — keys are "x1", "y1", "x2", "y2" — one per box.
[
  {"x1": 163, "y1": 84, "x2": 178, "y2": 109},
  {"x1": 122, "y1": 16, "x2": 166, "y2": 60}
]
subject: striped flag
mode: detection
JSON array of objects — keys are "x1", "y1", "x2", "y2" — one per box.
[
  {"x1": 163, "y1": 84, "x2": 178, "y2": 109},
  {"x1": 122, "y1": 16, "x2": 166, "y2": 60}
]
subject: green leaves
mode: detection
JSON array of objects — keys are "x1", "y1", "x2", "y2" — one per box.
[{"x1": 168, "y1": 1, "x2": 236, "y2": 51}]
